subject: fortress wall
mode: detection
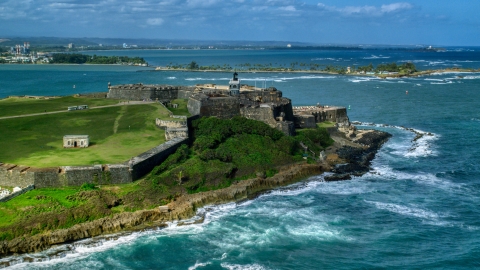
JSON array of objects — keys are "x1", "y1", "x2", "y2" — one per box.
[
  {"x1": 271, "y1": 100, "x2": 294, "y2": 121},
  {"x1": 107, "y1": 85, "x2": 195, "y2": 101},
  {"x1": 240, "y1": 107, "x2": 277, "y2": 127},
  {"x1": 104, "y1": 165, "x2": 132, "y2": 185},
  {"x1": 243, "y1": 89, "x2": 283, "y2": 103},
  {"x1": 165, "y1": 128, "x2": 188, "y2": 141},
  {"x1": 156, "y1": 119, "x2": 187, "y2": 128},
  {"x1": 61, "y1": 166, "x2": 104, "y2": 186},
  {"x1": 177, "y1": 89, "x2": 194, "y2": 99},
  {"x1": 31, "y1": 168, "x2": 64, "y2": 188},
  {"x1": 294, "y1": 115, "x2": 316, "y2": 129},
  {"x1": 199, "y1": 98, "x2": 240, "y2": 119},
  {"x1": 129, "y1": 137, "x2": 188, "y2": 181},
  {"x1": 0, "y1": 164, "x2": 34, "y2": 188},
  {"x1": 276, "y1": 121, "x2": 296, "y2": 136},
  {"x1": 187, "y1": 97, "x2": 203, "y2": 116},
  {"x1": 107, "y1": 88, "x2": 155, "y2": 100}
]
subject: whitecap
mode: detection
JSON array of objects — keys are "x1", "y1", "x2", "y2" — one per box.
[
  {"x1": 188, "y1": 261, "x2": 212, "y2": 270},
  {"x1": 167, "y1": 76, "x2": 176, "y2": 79},
  {"x1": 366, "y1": 201, "x2": 444, "y2": 220},
  {"x1": 220, "y1": 262, "x2": 270, "y2": 270},
  {"x1": 363, "y1": 55, "x2": 390, "y2": 59}
]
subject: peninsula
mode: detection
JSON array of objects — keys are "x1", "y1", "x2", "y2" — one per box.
[{"x1": 0, "y1": 73, "x2": 391, "y2": 260}]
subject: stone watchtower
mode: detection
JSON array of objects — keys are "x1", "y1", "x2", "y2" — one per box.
[{"x1": 229, "y1": 72, "x2": 240, "y2": 96}]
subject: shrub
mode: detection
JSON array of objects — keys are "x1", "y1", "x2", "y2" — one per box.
[{"x1": 80, "y1": 183, "x2": 97, "y2": 190}]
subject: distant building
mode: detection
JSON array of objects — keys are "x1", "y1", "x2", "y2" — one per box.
[
  {"x1": 287, "y1": 44, "x2": 292, "y2": 48},
  {"x1": 63, "y1": 135, "x2": 89, "y2": 148},
  {"x1": 68, "y1": 43, "x2": 75, "y2": 49}
]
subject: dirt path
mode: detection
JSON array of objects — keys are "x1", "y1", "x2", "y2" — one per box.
[{"x1": 0, "y1": 101, "x2": 155, "y2": 121}]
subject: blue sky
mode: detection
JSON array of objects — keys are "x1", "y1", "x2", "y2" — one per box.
[{"x1": 0, "y1": 0, "x2": 478, "y2": 46}]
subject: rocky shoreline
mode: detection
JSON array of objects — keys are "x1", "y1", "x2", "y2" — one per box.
[{"x1": 0, "y1": 128, "x2": 391, "y2": 260}]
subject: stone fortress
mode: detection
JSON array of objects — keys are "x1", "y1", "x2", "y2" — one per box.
[
  {"x1": 107, "y1": 72, "x2": 351, "y2": 136},
  {"x1": 0, "y1": 73, "x2": 351, "y2": 194}
]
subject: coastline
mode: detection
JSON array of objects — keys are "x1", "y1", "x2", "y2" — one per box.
[
  {"x1": 152, "y1": 67, "x2": 480, "y2": 78},
  {"x1": 0, "y1": 128, "x2": 391, "y2": 259}
]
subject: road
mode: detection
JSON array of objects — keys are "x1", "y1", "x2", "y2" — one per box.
[{"x1": 0, "y1": 101, "x2": 155, "y2": 120}]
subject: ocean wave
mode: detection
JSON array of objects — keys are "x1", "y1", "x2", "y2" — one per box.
[
  {"x1": 352, "y1": 122, "x2": 438, "y2": 158},
  {"x1": 242, "y1": 75, "x2": 336, "y2": 81},
  {"x1": 464, "y1": 75, "x2": 480, "y2": 80},
  {"x1": 286, "y1": 222, "x2": 353, "y2": 242},
  {"x1": 220, "y1": 263, "x2": 270, "y2": 270},
  {"x1": 188, "y1": 261, "x2": 212, "y2": 270},
  {"x1": 348, "y1": 77, "x2": 380, "y2": 83},
  {"x1": 363, "y1": 55, "x2": 390, "y2": 59},
  {"x1": 311, "y1": 57, "x2": 339, "y2": 61},
  {"x1": 0, "y1": 230, "x2": 164, "y2": 269},
  {"x1": 185, "y1": 77, "x2": 230, "y2": 81},
  {"x1": 366, "y1": 201, "x2": 444, "y2": 220},
  {"x1": 167, "y1": 76, "x2": 177, "y2": 79},
  {"x1": 430, "y1": 81, "x2": 454, "y2": 85}
]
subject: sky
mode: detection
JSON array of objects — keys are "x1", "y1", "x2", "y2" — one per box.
[{"x1": 0, "y1": 0, "x2": 478, "y2": 46}]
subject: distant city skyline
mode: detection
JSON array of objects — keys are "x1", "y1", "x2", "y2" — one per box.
[{"x1": 0, "y1": 0, "x2": 478, "y2": 46}]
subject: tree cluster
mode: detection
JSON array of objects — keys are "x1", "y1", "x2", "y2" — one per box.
[{"x1": 50, "y1": 53, "x2": 146, "y2": 65}]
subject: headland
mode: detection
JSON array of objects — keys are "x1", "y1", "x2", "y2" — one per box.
[{"x1": 0, "y1": 73, "x2": 391, "y2": 259}]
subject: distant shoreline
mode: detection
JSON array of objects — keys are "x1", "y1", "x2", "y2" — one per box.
[{"x1": 152, "y1": 67, "x2": 480, "y2": 78}]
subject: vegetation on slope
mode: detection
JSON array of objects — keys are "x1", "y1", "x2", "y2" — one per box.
[{"x1": 0, "y1": 116, "x2": 333, "y2": 240}]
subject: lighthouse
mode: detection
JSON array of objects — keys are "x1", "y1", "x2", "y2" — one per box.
[{"x1": 229, "y1": 72, "x2": 240, "y2": 96}]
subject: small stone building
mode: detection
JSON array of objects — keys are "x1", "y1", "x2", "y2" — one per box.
[{"x1": 63, "y1": 135, "x2": 89, "y2": 148}]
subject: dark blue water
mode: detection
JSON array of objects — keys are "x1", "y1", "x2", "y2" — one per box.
[{"x1": 1, "y1": 49, "x2": 480, "y2": 269}]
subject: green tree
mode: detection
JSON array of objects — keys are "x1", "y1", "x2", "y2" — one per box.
[{"x1": 188, "y1": 61, "x2": 199, "y2": 70}]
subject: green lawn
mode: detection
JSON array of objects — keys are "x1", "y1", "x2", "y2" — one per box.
[
  {"x1": 168, "y1": 99, "x2": 191, "y2": 116},
  {"x1": 0, "y1": 96, "x2": 119, "y2": 117},
  {"x1": 0, "y1": 103, "x2": 170, "y2": 167},
  {"x1": 317, "y1": 121, "x2": 336, "y2": 128}
]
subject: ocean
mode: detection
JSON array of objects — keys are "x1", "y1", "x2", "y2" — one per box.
[{"x1": 1, "y1": 48, "x2": 480, "y2": 269}]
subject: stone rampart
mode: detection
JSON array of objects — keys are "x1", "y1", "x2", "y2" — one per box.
[
  {"x1": 107, "y1": 84, "x2": 194, "y2": 101},
  {"x1": 293, "y1": 106, "x2": 349, "y2": 125},
  {"x1": 0, "y1": 164, "x2": 34, "y2": 188},
  {"x1": 156, "y1": 119, "x2": 187, "y2": 129},
  {"x1": 128, "y1": 137, "x2": 188, "y2": 181},
  {"x1": 165, "y1": 128, "x2": 188, "y2": 141},
  {"x1": 240, "y1": 106, "x2": 277, "y2": 127}
]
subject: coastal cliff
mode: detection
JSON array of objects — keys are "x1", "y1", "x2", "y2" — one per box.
[{"x1": 0, "y1": 128, "x2": 390, "y2": 258}]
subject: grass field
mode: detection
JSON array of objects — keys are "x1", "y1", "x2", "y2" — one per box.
[
  {"x1": 317, "y1": 121, "x2": 335, "y2": 128},
  {"x1": 0, "y1": 96, "x2": 119, "y2": 117},
  {"x1": 168, "y1": 99, "x2": 190, "y2": 116},
  {"x1": 0, "y1": 102, "x2": 174, "y2": 167}
]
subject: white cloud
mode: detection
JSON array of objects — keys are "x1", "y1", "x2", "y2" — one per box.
[
  {"x1": 381, "y1": 3, "x2": 413, "y2": 13},
  {"x1": 186, "y1": 0, "x2": 220, "y2": 7},
  {"x1": 278, "y1": 5, "x2": 296, "y2": 12},
  {"x1": 316, "y1": 2, "x2": 413, "y2": 17},
  {"x1": 147, "y1": 18, "x2": 164, "y2": 25}
]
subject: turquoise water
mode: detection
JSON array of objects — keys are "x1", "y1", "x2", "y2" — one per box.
[{"x1": 1, "y1": 49, "x2": 480, "y2": 269}]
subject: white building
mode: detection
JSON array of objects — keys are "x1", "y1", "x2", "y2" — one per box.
[{"x1": 63, "y1": 135, "x2": 90, "y2": 148}]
